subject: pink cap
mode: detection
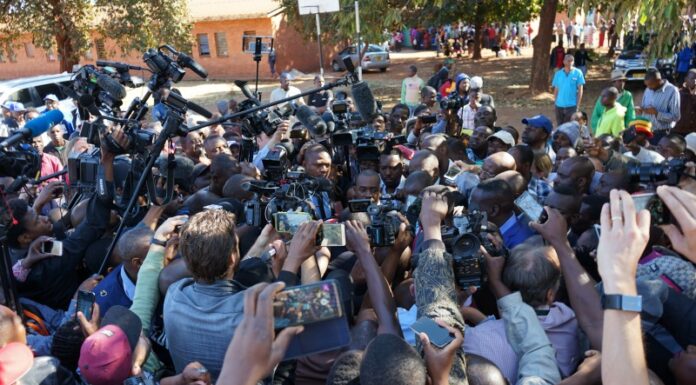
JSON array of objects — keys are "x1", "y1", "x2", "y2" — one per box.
[{"x1": 78, "y1": 325, "x2": 133, "y2": 385}]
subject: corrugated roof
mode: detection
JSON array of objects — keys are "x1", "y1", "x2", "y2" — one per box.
[{"x1": 187, "y1": 0, "x2": 281, "y2": 21}]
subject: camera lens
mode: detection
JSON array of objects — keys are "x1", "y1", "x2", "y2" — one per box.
[{"x1": 452, "y1": 233, "x2": 481, "y2": 257}]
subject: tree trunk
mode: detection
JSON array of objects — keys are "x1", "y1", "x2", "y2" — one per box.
[
  {"x1": 56, "y1": 32, "x2": 79, "y2": 72},
  {"x1": 473, "y1": 22, "x2": 483, "y2": 60},
  {"x1": 530, "y1": 0, "x2": 558, "y2": 95}
]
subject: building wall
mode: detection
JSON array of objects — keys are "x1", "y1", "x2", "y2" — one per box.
[{"x1": 0, "y1": 14, "x2": 342, "y2": 81}]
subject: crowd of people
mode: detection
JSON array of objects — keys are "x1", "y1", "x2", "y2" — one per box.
[{"x1": 1, "y1": 26, "x2": 696, "y2": 385}]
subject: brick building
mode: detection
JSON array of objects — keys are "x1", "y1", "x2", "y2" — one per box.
[{"x1": 0, "y1": 0, "x2": 340, "y2": 80}]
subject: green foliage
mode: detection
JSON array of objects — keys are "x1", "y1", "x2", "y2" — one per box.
[
  {"x1": 277, "y1": 0, "x2": 404, "y2": 44},
  {"x1": 570, "y1": 0, "x2": 693, "y2": 57},
  {"x1": 0, "y1": 0, "x2": 192, "y2": 65}
]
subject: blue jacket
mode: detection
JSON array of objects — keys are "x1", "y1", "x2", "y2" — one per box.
[
  {"x1": 501, "y1": 214, "x2": 536, "y2": 250},
  {"x1": 94, "y1": 265, "x2": 133, "y2": 316}
]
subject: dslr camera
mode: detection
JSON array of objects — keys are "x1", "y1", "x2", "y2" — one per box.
[
  {"x1": 629, "y1": 158, "x2": 686, "y2": 186},
  {"x1": 348, "y1": 200, "x2": 404, "y2": 247}
]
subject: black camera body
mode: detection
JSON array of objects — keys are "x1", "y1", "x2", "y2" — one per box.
[
  {"x1": 443, "y1": 211, "x2": 502, "y2": 288},
  {"x1": 238, "y1": 101, "x2": 294, "y2": 138},
  {"x1": 629, "y1": 158, "x2": 685, "y2": 186},
  {"x1": 364, "y1": 202, "x2": 403, "y2": 247},
  {"x1": 68, "y1": 148, "x2": 101, "y2": 191},
  {"x1": 439, "y1": 96, "x2": 463, "y2": 112}
]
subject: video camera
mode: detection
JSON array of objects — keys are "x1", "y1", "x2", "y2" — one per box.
[
  {"x1": 332, "y1": 126, "x2": 406, "y2": 161},
  {"x1": 347, "y1": 200, "x2": 404, "y2": 247},
  {"x1": 243, "y1": 173, "x2": 332, "y2": 227},
  {"x1": 629, "y1": 159, "x2": 686, "y2": 187},
  {"x1": 442, "y1": 211, "x2": 505, "y2": 288},
  {"x1": 439, "y1": 95, "x2": 464, "y2": 112}
]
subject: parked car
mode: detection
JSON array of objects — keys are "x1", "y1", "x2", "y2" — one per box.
[
  {"x1": 331, "y1": 44, "x2": 390, "y2": 72},
  {"x1": 0, "y1": 73, "x2": 75, "y2": 112},
  {"x1": 613, "y1": 35, "x2": 675, "y2": 82}
]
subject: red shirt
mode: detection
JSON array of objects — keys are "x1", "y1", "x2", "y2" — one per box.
[{"x1": 40, "y1": 152, "x2": 62, "y2": 182}]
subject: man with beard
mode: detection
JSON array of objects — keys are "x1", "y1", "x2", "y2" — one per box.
[{"x1": 466, "y1": 126, "x2": 494, "y2": 164}]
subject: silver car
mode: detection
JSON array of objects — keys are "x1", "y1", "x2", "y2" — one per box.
[
  {"x1": 0, "y1": 73, "x2": 75, "y2": 112},
  {"x1": 331, "y1": 44, "x2": 390, "y2": 72}
]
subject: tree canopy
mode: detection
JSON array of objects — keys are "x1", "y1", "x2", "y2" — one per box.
[
  {"x1": 571, "y1": 0, "x2": 693, "y2": 57},
  {"x1": 0, "y1": 0, "x2": 192, "y2": 72}
]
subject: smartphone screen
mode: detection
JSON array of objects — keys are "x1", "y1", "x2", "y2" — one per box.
[
  {"x1": 77, "y1": 290, "x2": 96, "y2": 321},
  {"x1": 274, "y1": 280, "x2": 343, "y2": 328},
  {"x1": 273, "y1": 212, "x2": 312, "y2": 234},
  {"x1": 410, "y1": 317, "x2": 455, "y2": 348},
  {"x1": 42, "y1": 240, "x2": 63, "y2": 256},
  {"x1": 316, "y1": 224, "x2": 346, "y2": 247},
  {"x1": 514, "y1": 191, "x2": 545, "y2": 223},
  {"x1": 633, "y1": 193, "x2": 671, "y2": 225}
]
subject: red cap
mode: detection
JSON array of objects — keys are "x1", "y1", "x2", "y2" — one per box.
[
  {"x1": 0, "y1": 342, "x2": 33, "y2": 385},
  {"x1": 78, "y1": 325, "x2": 133, "y2": 385},
  {"x1": 394, "y1": 145, "x2": 415, "y2": 160}
]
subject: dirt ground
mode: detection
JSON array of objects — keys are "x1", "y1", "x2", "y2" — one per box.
[{"x1": 126, "y1": 45, "x2": 645, "y2": 129}]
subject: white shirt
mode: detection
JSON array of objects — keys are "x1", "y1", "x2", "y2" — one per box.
[
  {"x1": 120, "y1": 266, "x2": 136, "y2": 301},
  {"x1": 624, "y1": 147, "x2": 665, "y2": 163},
  {"x1": 269, "y1": 86, "x2": 301, "y2": 106},
  {"x1": 457, "y1": 103, "x2": 479, "y2": 131}
]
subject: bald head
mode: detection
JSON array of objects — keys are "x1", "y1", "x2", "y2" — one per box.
[
  {"x1": 481, "y1": 152, "x2": 516, "y2": 181},
  {"x1": 494, "y1": 170, "x2": 527, "y2": 197},
  {"x1": 409, "y1": 150, "x2": 440, "y2": 183},
  {"x1": 0, "y1": 305, "x2": 25, "y2": 346},
  {"x1": 422, "y1": 134, "x2": 449, "y2": 177},
  {"x1": 223, "y1": 174, "x2": 255, "y2": 201},
  {"x1": 402, "y1": 170, "x2": 434, "y2": 196},
  {"x1": 554, "y1": 156, "x2": 595, "y2": 194}
]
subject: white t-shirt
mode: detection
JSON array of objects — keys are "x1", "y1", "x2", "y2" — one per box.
[
  {"x1": 624, "y1": 147, "x2": 665, "y2": 163},
  {"x1": 269, "y1": 86, "x2": 302, "y2": 106}
]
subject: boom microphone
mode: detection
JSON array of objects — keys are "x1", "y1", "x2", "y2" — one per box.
[
  {"x1": 164, "y1": 92, "x2": 214, "y2": 119},
  {"x1": 0, "y1": 110, "x2": 64, "y2": 149},
  {"x1": 177, "y1": 52, "x2": 208, "y2": 79},
  {"x1": 295, "y1": 105, "x2": 327, "y2": 137},
  {"x1": 234, "y1": 80, "x2": 259, "y2": 102},
  {"x1": 96, "y1": 74, "x2": 127, "y2": 100},
  {"x1": 351, "y1": 81, "x2": 376, "y2": 122},
  {"x1": 96, "y1": 60, "x2": 148, "y2": 72}
]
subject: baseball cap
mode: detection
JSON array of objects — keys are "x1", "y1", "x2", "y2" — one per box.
[
  {"x1": 470, "y1": 76, "x2": 483, "y2": 89},
  {"x1": 628, "y1": 117, "x2": 653, "y2": 138},
  {"x1": 610, "y1": 69, "x2": 627, "y2": 81},
  {"x1": 78, "y1": 306, "x2": 142, "y2": 385},
  {"x1": 488, "y1": 130, "x2": 515, "y2": 147},
  {"x1": 686, "y1": 133, "x2": 696, "y2": 155},
  {"x1": 43, "y1": 94, "x2": 59, "y2": 102},
  {"x1": 522, "y1": 115, "x2": 553, "y2": 133},
  {"x1": 3, "y1": 102, "x2": 25, "y2": 113},
  {"x1": 0, "y1": 342, "x2": 34, "y2": 385}
]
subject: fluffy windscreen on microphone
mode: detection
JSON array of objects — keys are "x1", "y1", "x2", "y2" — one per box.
[
  {"x1": 295, "y1": 105, "x2": 327, "y2": 137},
  {"x1": 24, "y1": 109, "x2": 64, "y2": 136},
  {"x1": 96, "y1": 74, "x2": 126, "y2": 100},
  {"x1": 351, "y1": 81, "x2": 376, "y2": 123}
]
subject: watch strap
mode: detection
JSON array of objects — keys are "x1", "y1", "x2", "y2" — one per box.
[
  {"x1": 602, "y1": 294, "x2": 642, "y2": 312},
  {"x1": 151, "y1": 237, "x2": 167, "y2": 247}
]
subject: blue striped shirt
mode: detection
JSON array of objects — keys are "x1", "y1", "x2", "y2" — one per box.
[{"x1": 641, "y1": 81, "x2": 681, "y2": 131}]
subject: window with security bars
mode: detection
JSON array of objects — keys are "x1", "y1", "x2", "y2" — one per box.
[
  {"x1": 215, "y1": 32, "x2": 228, "y2": 57},
  {"x1": 95, "y1": 39, "x2": 107, "y2": 59},
  {"x1": 197, "y1": 34, "x2": 211, "y2": 56}
]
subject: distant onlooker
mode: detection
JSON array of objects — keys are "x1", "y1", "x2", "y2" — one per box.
[
  {"x1": 637, "y1": 69, "x2": 680, "y2": 143},
  {"x1": 573, "y1": 43, "x2": 592, "y2": 76},
  {"x1": 591, "y1": 70, "x2": 635, "y2": 134},
  {"x1": 552, "y1": 54, "x2": 585, "y2": 125},
  {"x1": 400, "y1": 65, "x2": 425, "y2": 110},
  {"x1": 594, "y1": 87, "x2": 626, "y2": 138},
  {"x1": 307, "y1": 75, "x2": 333, "y2": 114},
  {"x1": 270, "y1": 72, "x2": 302, "y2": 107},
  {"x1": 672, "y1": 69, "x2": 696, "y2": 136}
]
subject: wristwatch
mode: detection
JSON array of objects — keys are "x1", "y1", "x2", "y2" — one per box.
[
  {"x1": 151, "y1": 237, "x2": 167, "y2": 247},
  {"x1": 602, "y1": 294, "x2": 642, "y2": 312}
]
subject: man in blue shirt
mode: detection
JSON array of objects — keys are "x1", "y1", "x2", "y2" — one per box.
[
  {"x1": 469, "y1": 178, "x2": 536, "y2": 250},
  {"x1": 552, "y1": 54, "x2": 585, "y2": 126}
]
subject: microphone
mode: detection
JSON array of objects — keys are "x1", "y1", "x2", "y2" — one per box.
[
  {"x1": 321, "y1": 111, "x2": 336, "y2": 133},
  {"x1": 96, "y1": 74, "x2": 126, "y2": 100},
  {"x1": 295, "y1": 105, "x2": 327, "y2": 137},
  {"x1": 177, "y1": 52, "x2": 208, "y2": 79},
  {"x1": 351, "y1": 81, "x2": 376, "y2": 122},
  {"x1": 234, "y1": 80, "x2": 259, "y2": 102},
  {"x1": 0, "y1": 110, "x2": 64, "y2": 149},
  {"x1": 164, "y1": 92, "x2": 213, "y2": 119},
  {"x1": 78, "y1": 94, "x2": 102, "y2": 117},
  {"x1": 96, "y1": 60, "x2": 148, "y2": 72}
]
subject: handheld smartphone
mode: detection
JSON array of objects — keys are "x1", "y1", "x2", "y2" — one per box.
[
  {"x1": 316, "y1": 223, "x2": 346, "y2": 247},
  {"x1": 420, "y1": 114, "x2": 437, "y2": 124},
  {"x1": 274, "y1": 280, "x2": 343, "y2": 328},
  {"x1": 410, "y1": 317, "x2": 455, "y2": 348},
  {"x1": 632, "y1": 193, "x2": 672, "y2": 225},
  {"x1": 514, "y1": 191, "x2": 547, "y2": 223},
  {"x1": 444, "y1": 165, "x2": 463, "y2": 186},
  {"x1": 41, "y1": 240, "x2": 63, "y2": 256},
  {"x1": 77, "y1": 290, "x2": 96, "y2": 321},
  {"x1": 273, "y1": 212, "x2": 312, "y2": 234}
]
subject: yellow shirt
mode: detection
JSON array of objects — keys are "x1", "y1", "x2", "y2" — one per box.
[{"x1": 595, "y1": 103, "x2": 627, "y2": 137}]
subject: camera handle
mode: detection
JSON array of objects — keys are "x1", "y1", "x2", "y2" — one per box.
[{"x1": 97, "y1": 109, "x2": 184, "y2": 275}]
